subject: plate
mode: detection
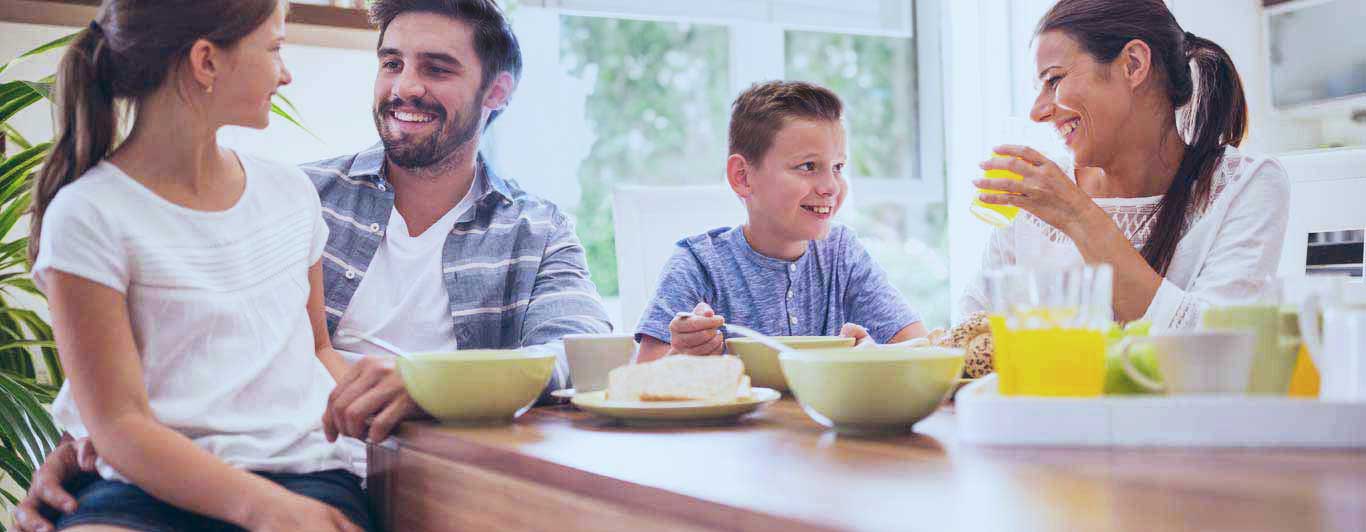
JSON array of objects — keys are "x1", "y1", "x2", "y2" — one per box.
[{"x1": 572, "y1": 388, "x2": 781, "y2": 425}]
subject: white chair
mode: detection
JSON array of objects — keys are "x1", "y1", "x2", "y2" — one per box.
[
  {"x1": 612, "y1": 185, "x2": 745, "y2": 334},
  {"x1": 1277, "y1": 147, "x2": 1366, "y2": 283}
]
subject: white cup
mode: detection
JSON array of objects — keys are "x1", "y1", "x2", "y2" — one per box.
[
  {"x1": 1117, "y1": 331, "x2": 1256, "y2": 394},
  {"x1": 564, "y1": 333, "x2": 636, "y2": 392}
]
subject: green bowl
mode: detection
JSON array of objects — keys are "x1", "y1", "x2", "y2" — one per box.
[
  {"x1": 780, "y1": 345, "x2": 965, "y2": 435},
  {"x1": 725, "y1": 336, "x2": 856, "y2": 392},
  {"x1": 397, "y1": 349, "x2": 556, "y2": 424}
]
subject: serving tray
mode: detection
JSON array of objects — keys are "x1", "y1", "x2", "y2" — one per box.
[{"x1": 956, "y1": 374, "x2": 1366, "y2": 448}]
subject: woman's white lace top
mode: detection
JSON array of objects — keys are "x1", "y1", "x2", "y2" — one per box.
[{"x1": 960, "y1": 146, "x2": 1290, "y2": 331}]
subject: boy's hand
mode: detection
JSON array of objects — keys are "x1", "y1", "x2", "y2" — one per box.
[
  {"x1": 840, "y1": 323, "x2": 875, "y2": 347},
  {"x1": 668, "y1": 303, "x2": 726, "y2": 355}
]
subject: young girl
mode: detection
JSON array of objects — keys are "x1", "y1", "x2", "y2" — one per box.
[{"x1": 31, "y1": 1, "x2": 368, "y2": 530}]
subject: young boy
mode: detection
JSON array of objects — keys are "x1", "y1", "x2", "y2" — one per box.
[{"x1": 635, "y1": 80, "x2": 927, "y2": 362}]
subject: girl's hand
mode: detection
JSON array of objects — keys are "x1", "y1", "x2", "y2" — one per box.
[
  {"x1": 974, "y1": 145, "x2": 1101, "y2": 237},
  {"x1": 248, "y1": 493, "x2": 363, "y2": 532}
]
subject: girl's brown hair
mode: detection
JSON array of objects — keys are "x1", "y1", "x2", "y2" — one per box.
[
  {"x1": 29, "y1": 0, "x2": 277, "y2": 262},
  {"x1": 1037, "y1": 0, "x2": 1248, "y2": 276}
]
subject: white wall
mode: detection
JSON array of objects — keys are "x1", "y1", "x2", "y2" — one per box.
[{"x1": 1, "y1": 21, "x2": 381, "y2": 166}]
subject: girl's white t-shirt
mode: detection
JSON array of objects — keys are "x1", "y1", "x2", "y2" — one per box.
[{"x1": 32, "y1": 153, "x2": 362, "y2": 481}]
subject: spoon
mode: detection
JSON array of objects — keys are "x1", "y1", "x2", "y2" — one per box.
[{"x1": 724, "y1": 323, "x2": 801, "y2": 357}]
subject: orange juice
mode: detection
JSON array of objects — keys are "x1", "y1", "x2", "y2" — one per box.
[
  {"x1": 988, "y1": 315, "x2": 1015, "y2": 395},
  {"x1": 994, "y1": 325, "x2": 1107, "y2": 397},
  {"x1": 970, "y1": 153, "x2": 1023, "y2": 227},
  {"x1": 1288, "y1": 344, "x2": 1320, "y2": 397}
]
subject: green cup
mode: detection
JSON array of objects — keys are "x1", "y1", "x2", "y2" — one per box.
[{"x1": 1202, "y1": 305, "x2": 1295, "y2": 394}]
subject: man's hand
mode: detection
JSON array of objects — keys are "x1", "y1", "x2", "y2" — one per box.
[
  {"x1": 324, "y1": 355, "x2": 426, "y2": 443},
  {"x1": 668, "y1": 302, "x2": 726, "y2": 355},
  {"x1": 14, "y1": 437, "x2": 99, "y2": 532}
]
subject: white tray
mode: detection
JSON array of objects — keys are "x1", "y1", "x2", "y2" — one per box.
[{"x1": 955, "y1": 374, "x2": 1366, "y2": 448}]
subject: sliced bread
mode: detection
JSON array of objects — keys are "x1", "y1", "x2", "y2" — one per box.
[{"x1": 606, "y1": 355, "x2": 750, "y2": 402}]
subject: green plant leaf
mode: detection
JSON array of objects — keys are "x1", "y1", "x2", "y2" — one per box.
[
  {"x1": 0, "y1": 32, "x2": 77, "y2": 79},
  {"x1": 0, "y1": 482, "x2": 18, "y2": 506},
  {"x1": 0, "y1": 340, "x2": 55, "y2": 351},
  {"x1": 0, "y1": 372, "x2": 59, "y2": 461},
  {"x1": 0, "y1": 191, "x2": 31, "y2": 243},
  {"x1": 0, "y1": 80, "x2": 43, "y2": 126},
  {"x1": 7, "y1": 310, "x2": 57, "y2": 387},
  {"x1": 275, "y1": 92, "x2": 303, "y2": 117},
  {"x1": 271, "y1": 101, "x2": 320, "y2": 142},
  {"x1": 0, "y1": 378, "x2": 44, "y2": 470},
  {"x1": 0, "y1": 275, "x2": 42, "y2": 298},
  {"x1": 22, "y1": 79, "x2": 53, "y2": 101},
  {"x1": 1, "y1": 123, "x2": 33, "y2": 150},
  {"x1": 0, "y1": 443, "x2": 33, "y2": 491},
  {"x1": 0, "y1": 142, "x2": 49, "y2": 197},
  {"x1": 2, "y1": 373, "x2": 56, "y2": 403}
]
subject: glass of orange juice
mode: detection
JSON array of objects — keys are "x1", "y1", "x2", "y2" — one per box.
[
  {"x1": 970, "y1": 154, "x2": 1024, "y2": 227},
  {"x1": 984, "y1": 264, "x2": 1114, "y2": 397},
  {"x1": 971, "y1": 118, "x2": 1070, "y2": 227}
]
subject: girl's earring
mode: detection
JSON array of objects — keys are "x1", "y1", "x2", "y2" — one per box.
[{"x1": 205, "y1": 83, "x2": 214, "y2": 94}]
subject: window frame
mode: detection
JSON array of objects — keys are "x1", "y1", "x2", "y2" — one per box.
[{"x1": 514, "y1": 0, "x2": 946, "y2": 215}]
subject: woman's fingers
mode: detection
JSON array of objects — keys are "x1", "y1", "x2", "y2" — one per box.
[
  {"x1": 973, "y1": 177, "x2": 1028, "y2": 195},
  {"x1": 991, "y1": 144, "x2": 1049, "y2": 165},
  {"x1": 976, "y1": 191, "x2": 1024, "y2": 206},
  {"x1": 979, "y1": 155, "x2": 1041, "y2": 179}
]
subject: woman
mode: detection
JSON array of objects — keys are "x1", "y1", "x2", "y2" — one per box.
[
  {"x1": 29, "y1": 1, "x2": 368, "y2": 530},
  {"x1": 961, "y1": 0, "x2": 1288, "y2": 330}
]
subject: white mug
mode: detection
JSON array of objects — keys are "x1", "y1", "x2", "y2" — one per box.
[
  {"x1": 1117, "y1": 331, "x2": 1256, "y2": 394},
  {"x1": 564, "y1": 333, "x2": 636, "y2": 392},
  {"x1": 1299, "y1": 282, "x2": 1366, "y2": 401}
]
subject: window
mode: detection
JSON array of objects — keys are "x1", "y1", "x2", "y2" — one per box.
[
  {"x1": 785, "y1": 30, "x2": 949, "y2": 327},
  {"x1": 560, "y1": 17, "x2": 732, "y2": 296},
  {"x1": 488, "y1": 1, "x2": 947, "y2": 328}
]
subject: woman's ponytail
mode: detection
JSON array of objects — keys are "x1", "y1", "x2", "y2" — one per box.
[{"x1": 1143, "y1": 31, "x2": 1249, "y2": 276}]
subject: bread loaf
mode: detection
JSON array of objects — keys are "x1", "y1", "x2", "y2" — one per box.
[{"x1": 606, "y1": 355, "x2": 751, "y2": 402}]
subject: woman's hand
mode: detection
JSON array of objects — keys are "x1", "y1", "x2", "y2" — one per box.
[
  {"x1": 976, "y1": 145, "x2": 1163, "y2": 322},
  {"x1": 974, "y1": 144, "x2": 1103, "y2": 238},
  {"x1": 248, "y1": 493, "x2": 363, "y2": 532}
]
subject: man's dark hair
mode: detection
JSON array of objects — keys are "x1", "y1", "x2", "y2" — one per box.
[{"x1": 370, "y1": 0, "x2": 523, "y2": 125}]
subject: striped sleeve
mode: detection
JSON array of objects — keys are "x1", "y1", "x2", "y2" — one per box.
[{"x1": 521, "y1": 210, "x2": 612, "y2": 396}]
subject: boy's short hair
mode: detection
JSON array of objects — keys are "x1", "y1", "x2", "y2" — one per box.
[
  {"x1": 728, "y1": 81, "x2": 844, "y2": 166},
  {"x1": 369, "y1": 0, "x2": 523, "y2": 124}
]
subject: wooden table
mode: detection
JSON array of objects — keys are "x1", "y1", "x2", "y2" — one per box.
[{"x1": 368, "y1": 399, "x2": 1366, "y2": 532}]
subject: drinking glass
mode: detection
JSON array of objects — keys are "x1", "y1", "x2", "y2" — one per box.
[{"x1": 983, "y1": 263, "x2": 1114, "y2": 396}]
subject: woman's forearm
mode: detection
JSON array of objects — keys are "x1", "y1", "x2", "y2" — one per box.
[
  {"x1": 1067, "y1": 207, "x2": 1163, "y2": 322},
  {"x1": 90, "y1": 414, "x2": 292, "y2": 528}
]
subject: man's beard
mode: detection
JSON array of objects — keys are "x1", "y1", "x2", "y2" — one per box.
[{"x1": 373, "y1": 91, "x2": 484, "y2": 170}]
